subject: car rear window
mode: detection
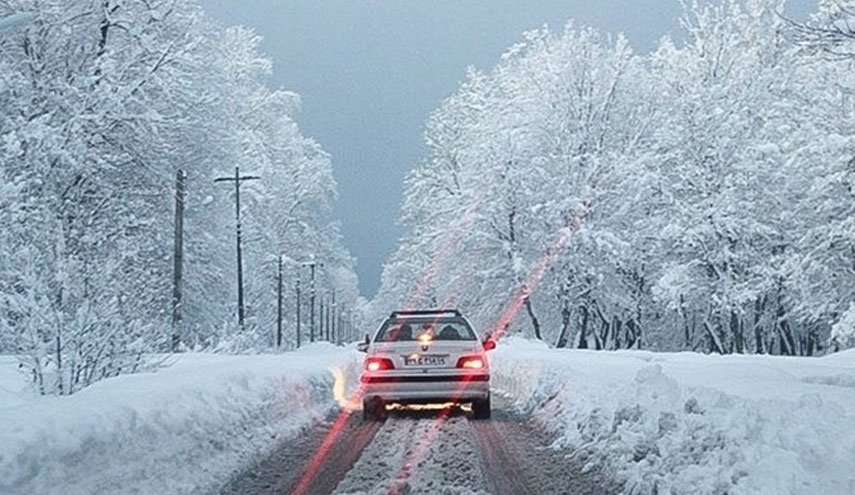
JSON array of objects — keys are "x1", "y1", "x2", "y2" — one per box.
[{"x1": 375, "y1": 317, "x2": 476, "y2": 342}]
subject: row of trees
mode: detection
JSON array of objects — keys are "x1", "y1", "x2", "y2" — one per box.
[
  {"x1": 372, "y1": 0, "x2": 855, "y2": 354},
  {"x1": 0, "y1": 0, "x2": 361, "y2": 394}
]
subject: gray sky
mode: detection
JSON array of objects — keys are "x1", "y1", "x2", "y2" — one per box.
[{"x1": 199, "y1": 0, "x2": 816, "y2": 297}]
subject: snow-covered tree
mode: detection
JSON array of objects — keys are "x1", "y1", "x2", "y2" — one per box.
[
  {"x1": 374, "y1": 0, "x2": 853, "y2": 356},
  {"x1": 0, "y1": 0, "x2": 360, "y2": 393}
]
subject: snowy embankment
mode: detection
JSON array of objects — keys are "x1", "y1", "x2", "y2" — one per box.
[
  {"x1": 492, "y1": 338, "x2": 855, "y2": 495},
  {"x1": 0, "y1": 344, "x2": 361, "y2": 495}
]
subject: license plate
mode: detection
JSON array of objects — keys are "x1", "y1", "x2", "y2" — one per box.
[{"x1": 403, "y1": 354, "x2": 447, "y2": 366}]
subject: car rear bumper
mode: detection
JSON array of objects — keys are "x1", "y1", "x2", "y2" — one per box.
[{"x1": 361, "y1": 373, "x2": 490, "y2": 403}]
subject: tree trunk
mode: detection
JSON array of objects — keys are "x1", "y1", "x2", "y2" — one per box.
[
  {"x1": 753, "y1": 296, "x2": 766, "y2": 354},
  {"x1": 556, "y1": 303, "x2": 572, "y2": 348},
  {"x1": 681, "y1": 295, "x2": 692, "y2": 347},
  {"x1": 731, "y1": 310, "x2": 744, "y2": 354},
  {"x1": 608, "y1": 317, "x2": 621, "y2": 351},
  {"x1": 626, "y1": 319, "x2": 640, "y2": 349},
  {"x1": 776, "y1": 298, "x2": 796, "y2": 356},
  {"x1": 577, "y1": 305, "x2": 589, "y2": 349},
  {"x1": 523, "y1": 294, "x2": 542, "y2": 340},
  {"x1": 55, "y1": 332, "x2": 63, "y2": 395},
  {"x1": 703, "y1": 320, "x2": 725, "y2": 354}
]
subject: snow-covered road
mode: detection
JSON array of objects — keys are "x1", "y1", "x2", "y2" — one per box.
[
  {"x1": 332, "y1": 414, "x2": 490, "y2": 494},
  {"x1": 224, "y1": 402, "x2": 613, "y2": 495}
]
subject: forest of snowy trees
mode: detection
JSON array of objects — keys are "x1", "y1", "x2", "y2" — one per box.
[
  {"x1": 0, "y1": 0, "x2": 360, "y2": 394},
  {"x1": 372, "y1": 0, "x2": 855, "y2": 355}
]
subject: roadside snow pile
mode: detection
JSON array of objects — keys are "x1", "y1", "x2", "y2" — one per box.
[
  {"x1": 492, "y1": 338, "x2": 855, "y2": 495},
  {"x1": 0, "y1": 344, "x2": 361, "y2": 495}
]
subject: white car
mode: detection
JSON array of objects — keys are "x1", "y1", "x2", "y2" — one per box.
[{"x1": 358, "y1": 309, "x2": 496, "y2": 421}]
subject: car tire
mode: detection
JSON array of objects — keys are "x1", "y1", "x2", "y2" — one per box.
[
  {"x1": 362, "y1": 397, "x2": 385, "y2": 421},
  {"x1": 472, "y1": 395, "x2": 491, "y2": 420}
]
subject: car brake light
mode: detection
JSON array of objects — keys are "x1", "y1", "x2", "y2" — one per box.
[
  {"x1": 456, "y1": 356, "x2": 485, "y2": 369},
  {"x1": 365, "y1": 357, "x2": 395, "y2": 371}
]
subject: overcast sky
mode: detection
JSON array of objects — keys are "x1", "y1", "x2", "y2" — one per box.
[{"x1": 199, "y1": 0, "x2": 816, "y2": 297}]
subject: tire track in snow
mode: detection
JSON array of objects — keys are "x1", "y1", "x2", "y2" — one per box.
[
  {"x1": 220, "y1": 411, "x2": 381, "y2": 495},
  {"x1": 470, "y1": 418, "x2": 534, "y2": 495},
  {"x1": 470, "y1": 405, "x2": 620, "y2": 495},
  {"x1": 333, "y1": 412, "x2": 490, "y2": 495}
]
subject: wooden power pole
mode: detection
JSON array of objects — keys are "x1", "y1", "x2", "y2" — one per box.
[
  {"x1": 330, "y1": 289, "x2": 336, "y2": 343},
  {"x1": 302, "y1": 259, "x2": 322, "y2": 343},
  {"x1": 318, "y1": 293, "x2": 324, "y2": 342},
  {"x1": 296, "y1": 278, "x2": 302, "y2": 348},
  {"x1": 277, "y1": 255, "x2": 283, "y2": 348},
  {"x1": 171, "y1": 169, "x2": 185, "y2": 352},
  {"x1": 214, "y1": 166, "x2": 260, "y2": 333}
]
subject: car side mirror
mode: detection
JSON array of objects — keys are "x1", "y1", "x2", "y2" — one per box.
[
  {"x1": 357, "y1": 334, "x2": 370, "y2": 353},
  {"x1": 482, "y1": 339, "x2": 496, "y2": 351}
]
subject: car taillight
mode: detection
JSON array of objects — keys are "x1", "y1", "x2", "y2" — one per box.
[
  {"x1": 456, "y1": 355, "x2": 485, "y2": 369},
  {"x1": 365, "y1": 357, "x2": 395, "y2": 371}
]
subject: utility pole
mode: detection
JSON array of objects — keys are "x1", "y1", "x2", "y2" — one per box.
[
  {"x1": 330, "y1": 289, "x2": 336, "y2": 343},
  {"x1": 171, "y1": 169, "x2": 186, "y2": 352},
  {"x1": 321, "y1": 291, "x2": 328, "y2": 341},
  {"x1": 344, "y1": 311, "x2": 350, "y2": 343},
  {"x1": 324, "y1": 293, "x2": 331, "y2": 341},
  {"x1": 319, "y1": 293, "x2": 325, "y2": 342},
  {"x1": 309, "y1": 262, "x2": 316, "y2": 343},
  {"x1": 277, "y1": 254, "x2": 283, "y2": 348},
  {"x1": 302, "y1": 259, "x2": 322, "y2": 343},
  {"x1": 214, "y1": 166, "x2": 260, "y2": 333},
  {"x1": 323, "y1": 291, "x2": 330, "y2": 341},
  {"x1": 338, "y1": 304, "x2": 350, "y2": 342},
  {"x1": 295, "y1": 278, "x2": 302, "y2": 348},
  {"x1": 336, "y1": 306, "x2": 343, "y2": 345}
]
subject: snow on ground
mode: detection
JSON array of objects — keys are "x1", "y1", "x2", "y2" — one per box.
[
  {"x1": 0, "y1": 344, "x2": 361, "y2": 495},
  {"x1": 0, "y1": 355, "x2": 30, "y2": 409},
  {"x1": 491, "y1": 337, "x2": 855, "y2": 495}
]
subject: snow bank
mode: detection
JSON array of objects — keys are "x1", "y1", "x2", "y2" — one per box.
[
  {"x1": 492, "y1": 338, "x2": 855, "y2": 495},
  {"x1": 0, "y1": 344, "x2": 361, "y2": 495}
]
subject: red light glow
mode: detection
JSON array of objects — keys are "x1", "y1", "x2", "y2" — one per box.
[
  {"x1": 457, "y1": 356, "x2": 484, "y2": 369},
  {"x1": 364, "y1": 357, "x2": 394, "y2": 372}
]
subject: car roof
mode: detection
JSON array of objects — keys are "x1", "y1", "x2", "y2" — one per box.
[{"x1": 388, "y1": 309, "x2": 461, "y2": 319}]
